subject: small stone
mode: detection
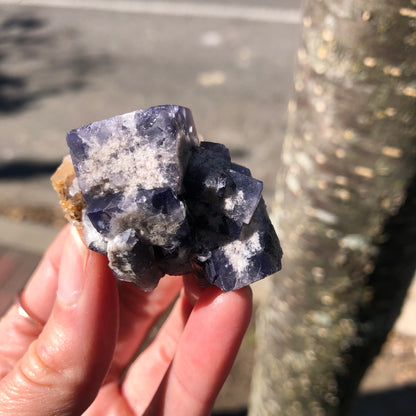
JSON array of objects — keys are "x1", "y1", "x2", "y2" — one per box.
[{"x1": 54, "y1": 105, "x2": 282, "y2": 291}]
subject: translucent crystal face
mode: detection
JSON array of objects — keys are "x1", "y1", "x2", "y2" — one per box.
[{"x1": 63, "y1": 105, "x2": 282, "y2": 291}]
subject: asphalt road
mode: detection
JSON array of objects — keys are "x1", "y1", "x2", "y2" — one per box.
[{"x1": 0, "y1": 0, "x2": 301, "y2": 214}]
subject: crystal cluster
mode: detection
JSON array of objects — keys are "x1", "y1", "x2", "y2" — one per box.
[{"x1": 56, "y1": 105, "x2": 282, "y2": 291}]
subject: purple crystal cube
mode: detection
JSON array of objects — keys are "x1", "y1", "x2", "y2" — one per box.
[
  {"x1": 65, "y1": 105, "x2": 282, "y2": 291},
  {"x1": 194, "y1": 199, "x2": 282, "y2": 291}
]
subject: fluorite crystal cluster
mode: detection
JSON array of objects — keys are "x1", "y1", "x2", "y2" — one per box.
[{"x1": 52, "y1": 105, "x2": 282, "y2": 291}]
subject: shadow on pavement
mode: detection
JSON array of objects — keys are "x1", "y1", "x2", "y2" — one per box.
[
  {"x1": 0, "y1": 14, "x2": 45, "y2": 113},
  {"x1": 212, "y1": 409, "x2": 247, "y2": 416},
  {"x1": 351, "y1": 385, "x2": 416, "y2": 416},
  {"x1": 0, "y1": 11, "x2": 112, "y2": 114},
  {"x1": 0, "y1": 160, "x2": 60, "y2": 179},
  {"x1": 212, "y1": 385, "x2": 416, "y2": 416}
]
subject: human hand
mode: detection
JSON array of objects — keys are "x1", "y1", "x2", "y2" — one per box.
[{"x1": 0, "y1": 225, "x2": 252, "y2": 415}]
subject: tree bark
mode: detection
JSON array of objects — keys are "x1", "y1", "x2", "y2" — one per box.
[{"x1": 249, "y1": 1, "x2": 416, "y2": 415}]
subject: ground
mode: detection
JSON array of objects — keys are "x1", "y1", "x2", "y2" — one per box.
[{"x1": 0, "y1": 1, "x2": 415, "y2": 415}]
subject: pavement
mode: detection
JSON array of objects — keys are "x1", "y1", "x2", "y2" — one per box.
[
  {"x1": 0, "y1": 1, "x2": 415, "y2": 415},
  {"x1": 0, "y1": 0, "x2": 301, "y2": 308}
]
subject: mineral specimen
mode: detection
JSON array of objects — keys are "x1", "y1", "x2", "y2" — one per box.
[
  {"x1": 53, "y1": 104, "x2": 282, "y2": 291},
  {"x1": 51, "y1": 155, "x2": 85, "y2": 227}
]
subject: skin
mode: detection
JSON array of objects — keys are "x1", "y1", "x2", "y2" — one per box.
[{"x1": 0, "y1": 225, "x2": 252, "y2": 416}]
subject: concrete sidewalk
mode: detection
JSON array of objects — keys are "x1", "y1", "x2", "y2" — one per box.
[
  {"x1": 0, "y1": 0, "x2": 301, "y2": 211},
  {"x1": 1, "y1": 1, "x2": 415, "y2": 414}
]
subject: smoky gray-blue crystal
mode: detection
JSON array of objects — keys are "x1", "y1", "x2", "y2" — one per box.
[{"x1": 67, "y1": 105, "x2": 282, "y2": 291}]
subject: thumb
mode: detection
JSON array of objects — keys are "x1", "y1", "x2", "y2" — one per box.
[{"x1": 0, "y1": 227, "x2": 119, "y2": 416}]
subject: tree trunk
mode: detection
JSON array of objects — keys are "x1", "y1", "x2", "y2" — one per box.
[{"x1": 249, "y1": 1, "x2": 416, "y2": 415}]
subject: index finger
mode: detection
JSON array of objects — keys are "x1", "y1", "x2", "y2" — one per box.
[
  {"x1": 146, "y1": 285, "x2": 253, "y2": 416},
  {"x1": 106, "y1": 275, "x2": 183, "y2": 379}
]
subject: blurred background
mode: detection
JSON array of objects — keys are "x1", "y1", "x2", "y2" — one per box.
[{"x1": 0, "y1": 1, "x2": 415, "y2": 414}]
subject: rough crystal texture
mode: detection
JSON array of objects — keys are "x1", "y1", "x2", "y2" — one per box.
[
  {"x1": 60, "y1": 104, "x2": 282, "y2": 291},
  {"x1": 50, "y1": 155, "x2": 85, "y2": 227}
]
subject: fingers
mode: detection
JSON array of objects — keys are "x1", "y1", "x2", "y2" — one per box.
[
  {"x1": 108, "y1": 275, "x2": 183, "y2": 378},
  {"x1": 0, "y1": 227, "x2": 119, "y2": 416},
  {"x1": 147, "y1": 285, "x2": 253, "y2": 416},
  {"x1": 83, "y1": 277, "x2": 185, "y2": 416},
  {"x1": 0, "y1": 226, "x2": 70, "y2": 377},
  {"x1": 121, "y1": 289, "x2": 193, "y2": 414}
]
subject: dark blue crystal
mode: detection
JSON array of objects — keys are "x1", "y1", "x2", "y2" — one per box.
[
  {"x1": 200, "y1": 141, "x2": 231, "y2": 162},
  {"x1": 223, "y1": 168, "x2": 263, "y2": 226},
  {"x1": 86, "y1": 192, "x2": 122, "y2": 235},
  {"x1": 66, "y1": 130, "x2": 89, "y2": 169},
  {"x1": 230, "y1": 162, "x2": 251, "y2": 176},
  {"x1": 136, "y1": 105, "x2": 198, "y2": 145},
  {"x1": 196, "y1": 199, "x2": 282, "y2": 291},
  {"x1": 66, "y1": 105, "x2": 282, "y2": 291},
  {"x1": 184, "y1": 145, "x2": 231, "y2": 199},
  {"x1": 151, "y1": 188, "x2": 182, "y2": 214}
]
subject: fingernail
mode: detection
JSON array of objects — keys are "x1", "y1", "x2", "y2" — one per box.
[{"x1": 57, "y1": 226, "x2": 89, "y2": 305}]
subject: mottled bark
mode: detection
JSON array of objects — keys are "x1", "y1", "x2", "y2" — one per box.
[{"x1": 249, "y1": 1, "x2": 416, "y2": 415}]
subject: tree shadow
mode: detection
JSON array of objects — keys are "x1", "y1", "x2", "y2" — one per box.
[
  {"x1": 0, "y1": 11, "x2": 112, "y2": 114},
  {"x1": 0, "y1": 159, "x2": 60, "y2": 179},
  {"x1": 351, "y1": 385, "x2": 416, "y2": 416},
  {"x1": 212, "y1": 409, "x2": 247, "y2": 416},
  {"x1": 211, "y1": 385, "x2": 416, "y2": 416},
  {"x1": 0, "y1": 72, "x2": 27, "y2": 113}
]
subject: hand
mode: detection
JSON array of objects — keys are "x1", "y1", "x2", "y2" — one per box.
[{"x1": 0, "y1": 225, "x2": 252, "y2": 415}]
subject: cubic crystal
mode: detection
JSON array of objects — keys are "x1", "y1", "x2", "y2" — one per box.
[{"x1": 53, "y1": 105, "x2": 282, "y2": 291}]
